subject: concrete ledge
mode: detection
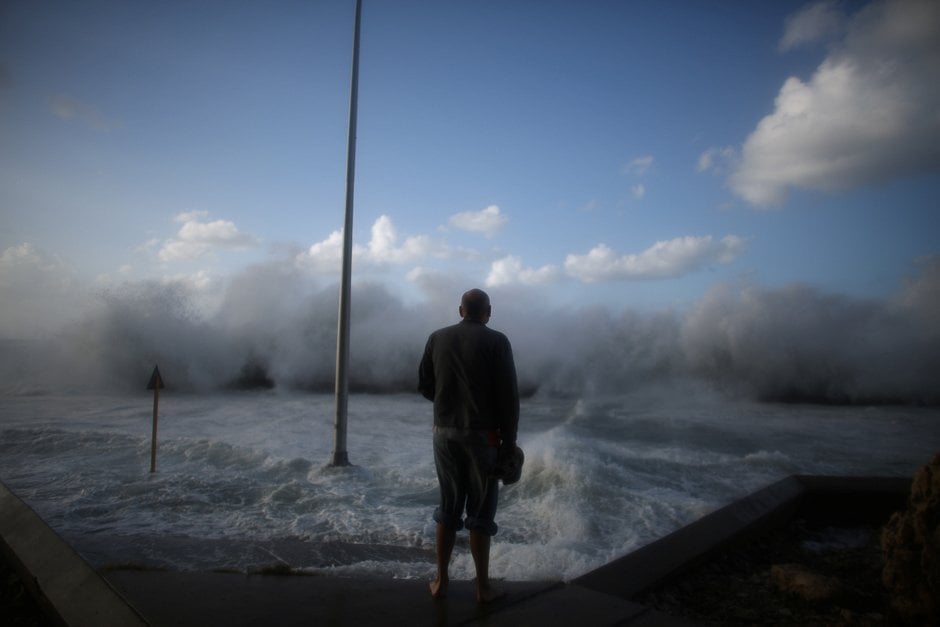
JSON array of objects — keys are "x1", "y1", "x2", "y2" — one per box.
[
  {"x1": 573, "y1": 475, "x2": 805, "y2": 599},
  {"x1": 572, "y1": 474, "x2": 910, "y2": 602},
  {"x1": 0, "y1": 480, "x2": 149, "y2": 627}
]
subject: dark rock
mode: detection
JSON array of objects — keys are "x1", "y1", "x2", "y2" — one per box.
[
  {"x1": 771, "y1": 562, "x2": 846, "y2": 602},
  {"x1": 881, "y1": 452, "x2": 940, "y2": 624}
]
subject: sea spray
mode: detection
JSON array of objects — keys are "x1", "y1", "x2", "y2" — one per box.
[{"x1": 2, "y1": 258, "x2": 939, "y2": 403}]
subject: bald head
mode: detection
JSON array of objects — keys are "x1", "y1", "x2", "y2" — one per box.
[{"x1": 459, "y1": 288, "x2": 491, "y2": 322}]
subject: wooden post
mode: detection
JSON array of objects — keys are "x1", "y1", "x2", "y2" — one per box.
[{"x1": 147, "y1": 366, "x2": 165, "y2": 473}]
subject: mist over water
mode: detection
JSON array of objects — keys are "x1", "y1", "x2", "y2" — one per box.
[{"x1": 2, "y1": 257, "x2": 937, "y2": 404}]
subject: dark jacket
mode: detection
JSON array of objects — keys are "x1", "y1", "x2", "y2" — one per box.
[{"x1": 418, "y1": 319, "x2": 519, "y2": 445}]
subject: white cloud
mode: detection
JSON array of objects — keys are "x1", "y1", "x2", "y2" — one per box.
[
  {"x1": 564, "y1": 235, "x2": 746, "y2": 282},
  {"x1": 696, "y1": 146, "x2": 736, "y2": 174},
  {"x1": 448, "y1": 205, "x2": 507, "y2": 237},
  {"x1": 159, "y1": 211, "x2": 257, "y2": 261},
  {"x1": 731, "y1": 0, "x2": 940, "y2": 206},
  {"x1": 485, "y1": 256, "x2": 561, "y2": 287},
  {"x1": 296, "y1": 214, "x2": 438, "y2": 273},
  {"x1": 296, "y1": 229, "x2": 358, "y2": 273},
  {"x1": 779, "y1": 1, "x2": 846, "y2": 51},
  {"x1": 631, "y1": 184, "x2": 646, "y2": 200},
  {"x1": 135, "y1": 238, "x2": 161, "y2": 255},
  {"x1": 368, "y1": 215, "x2": 434, "y2": 263},
  {"x1": 624, "y1": 155, "x2": 654, "y2": 176},
  {"x1": 298, "y1": 216, "x2": 747, "y2": 287},
  {"x1": 1, "y1": 242, "x2": 39, "y2": 266}
]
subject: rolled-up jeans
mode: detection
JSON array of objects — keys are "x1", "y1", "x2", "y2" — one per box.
[{"x1": 432, "y1": 427, "x2": 499, "y2": 536}]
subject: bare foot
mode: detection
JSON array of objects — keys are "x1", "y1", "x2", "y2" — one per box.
[
  {"x1": 429, "y1": 577, "x2": 448, "y2": 600},
  {"x1": 475, "y1": 583, "x2": 506, "y2": 604}
]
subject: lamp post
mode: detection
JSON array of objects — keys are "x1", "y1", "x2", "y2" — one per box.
[{"x1": 330, "y1": 0, "x2": 362, "y2": 467}]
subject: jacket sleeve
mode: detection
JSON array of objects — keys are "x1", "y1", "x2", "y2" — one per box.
[
  {"x1": 417, "y1": 335, "x2": 435, "y2": 401},
  {"x1": 497, "y1": 335, "x2": 520, "y2": 446}
]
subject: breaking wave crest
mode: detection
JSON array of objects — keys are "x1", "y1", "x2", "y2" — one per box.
[{"x1": 1, "y1": 257, "x2": 938, "y2": 404}]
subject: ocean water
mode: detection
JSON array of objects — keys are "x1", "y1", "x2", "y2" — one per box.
[{"x1": 1, "y1": 387, "x2": 937, "y2": 582}]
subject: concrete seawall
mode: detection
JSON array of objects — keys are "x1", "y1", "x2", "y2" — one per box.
[
  {"x1": 573, "y1": 475, "x2": 910, "y2": 601},
  {"x1": 1, "y1": 475, "x2": 911, "y2": 626},
  {"x1": 0, "y1": 480, "x2": 148, "y2": 626}
]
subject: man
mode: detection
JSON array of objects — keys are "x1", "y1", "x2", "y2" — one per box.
[{"x1": 418, "y1": 288, "x2": 520, "y2": 603}]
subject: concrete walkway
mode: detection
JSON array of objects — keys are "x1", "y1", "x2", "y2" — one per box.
[{"x1": 104, "y1": 570, "x2": 674, "y2": 627}]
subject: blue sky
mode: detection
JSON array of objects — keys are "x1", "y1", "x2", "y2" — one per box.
[{"x1": 1, "y1": 0, "x2": 938, "y2": 338}]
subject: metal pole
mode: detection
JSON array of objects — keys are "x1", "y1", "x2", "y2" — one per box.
[{"x1": 331, "y1": 0, "x2": 362, "y2": 467}]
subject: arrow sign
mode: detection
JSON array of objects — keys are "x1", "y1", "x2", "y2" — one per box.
[
  {"x1": 147, "y1": 365, "x2": 164, "y2": 473},
  {"x1": 147, "y1": 366, "x2": 165, "y2": 390}
]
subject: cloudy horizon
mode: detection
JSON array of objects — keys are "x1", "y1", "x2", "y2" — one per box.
[{"x1": 1, "y1": 0, "x2": 937, "y2": 401}]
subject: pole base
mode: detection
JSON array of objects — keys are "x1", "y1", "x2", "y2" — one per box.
[{"x1": 329, "y1": 451, "x2": 351, "y2": 467}]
